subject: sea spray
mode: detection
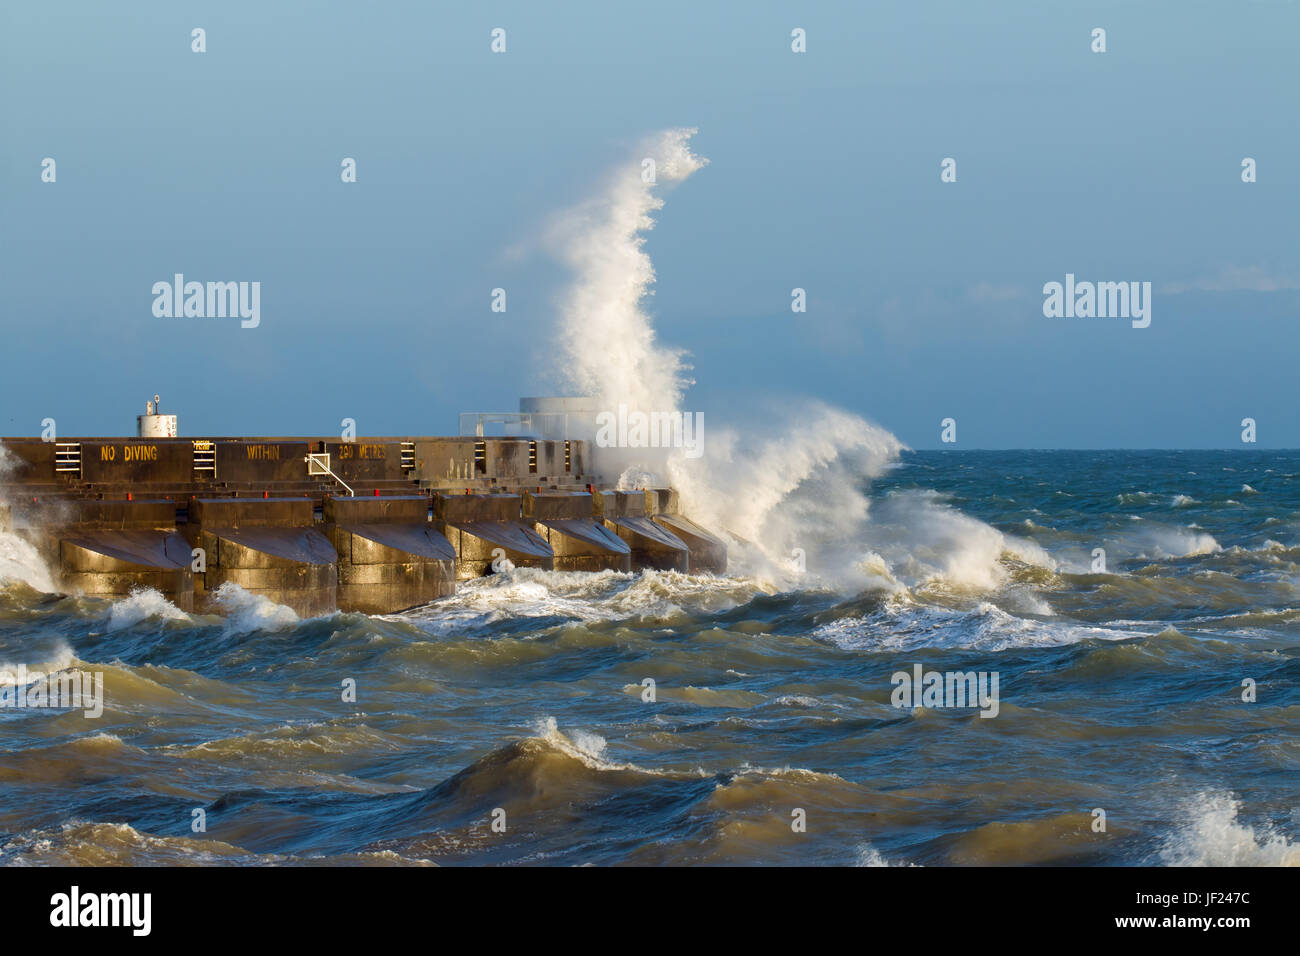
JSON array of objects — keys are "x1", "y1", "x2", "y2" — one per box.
[
  {"x1": 0, "y1": 442, "x2": 57, "y2": 592},
  {"x1": 209, "y1": 582, "x2": 300, "y2": 634},
  {"x1": 543, "y1": 129, "x2": 1035, "y2": 594},
  {"x1": 106, "y1": 587, "x2": 192, "y2": 631},
  {"x1": 1159, "y1": 792, "x2": 1299, "y2": 867},
  {"x1": 547, "y1": 127, "x2": 705, "y2": 417}
]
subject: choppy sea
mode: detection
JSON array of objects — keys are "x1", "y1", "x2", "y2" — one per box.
[{"x1": 1, "y1": 450, "x2": 1296, "y2": 866}]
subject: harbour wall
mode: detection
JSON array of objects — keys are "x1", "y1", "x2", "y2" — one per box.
[{"x1": 0, "y1": 436, "x2": 725, "y2": 614}]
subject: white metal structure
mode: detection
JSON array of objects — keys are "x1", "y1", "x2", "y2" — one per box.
[
  {"x1": 305, "y1": 452, "x2": 354, "y2": 496},
  {"x1": 137, "y1": 394, "x2": 178, "y2": 438}
]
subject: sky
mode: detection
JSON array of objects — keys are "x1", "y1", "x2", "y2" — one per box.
[{"x1": 1, "y1": 0, "x2": 1296, "y2": 448}]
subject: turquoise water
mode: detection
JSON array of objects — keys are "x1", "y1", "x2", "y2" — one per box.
[{"x1": 1, "y1": 450, "x2": 1296, "y2": 865}]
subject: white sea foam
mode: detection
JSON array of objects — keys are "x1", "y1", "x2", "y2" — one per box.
[
  {"x1": 105, "y1": 587, "x2": 191, "y2": 631},
  {"x1": 856, "y1": 491, "x2": 1056, "y2": 594},
  {"x1": 541, "y1": 129, "x2": 1034, "y2": 600},
  {"x1": 815, "y1": 599, "x2": 1130, "y2": 652},
  {"x1": 547, "y1": 127, "x2": 705, "y2": 420},
  {"x1": 1159, "y1": 792, "x2": 1298, "y2": 866},
  {"x1": 0, "y1": 444, "x2": 57, "y2": 592},
  {"x1": 854, "y1": 843, "x2": 917, "y2": 867},
  {"x1": 1125, "y1": 524, "x2": 1222, "y2": 560},
  {"x1": 400, "y1": 566, "x2": 766, "y2": 634},
  {"x1": 209, "y1": 582, "x2": 299, "y2": 634},
  {"x1": 0, "y1": 531, "x2": 54, "y2": 593},
  {"x1": 1116, "y1": 491, "x2": 1155, "y2": 505},
  {"x1": 527, "y1": 716, "x2": 671, "y2": 775}
]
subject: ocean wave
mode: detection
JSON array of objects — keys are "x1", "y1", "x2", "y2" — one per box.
[
  {"x1": 854, "y1": 843, "x2": 918, "y2": 867},
  {"x1": 0, "y1": 733, "x2": 141, "y2": 786},
  {"x1": 0, "y1": 638, "x2": 78, "y2": 678},
  {"x1": 106, "y1": 587, "x2": 191, "y2": 631},
  {"x1": 170, "y1": 721, "x2": 413, "y2": 764},
  {"x1": 863, "y1": 491, "x2": 1057, "y2": 596},
  {"x1": 1117, "y1": 491, "x2": 1156, "y2": 505},
  {"x1": 0, "y1": 821, "x2": 434, "y2": 867},
  {"x1": 946, "y1": 812, "x2": 1105, "y2": 865},
  {"x1": 0, "y1": 530, "x2": 55, "y2": 593},
  {"x1": 814, "y1": 599, "x2": 1130, "y2": 652},
  {"x1": 1119, "y1": 523, "x2": 1222, "y2": 560},
  {"x1": 209, "y1": 582, "x2": 300, "y2": 634},
  {"x1": 399, "y1": 567, "x2": 769, "y2": 635},
  {"x1": 1159, "y1": 792, "x2": 1298, "y2": 866}
]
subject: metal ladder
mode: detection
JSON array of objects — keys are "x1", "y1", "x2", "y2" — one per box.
[
  {"x1": 193, "y1": 440, "x2": 216, "y2": 478},
  {"x1": 54, "y1": 442, "x2": 82, "y2": 478}
]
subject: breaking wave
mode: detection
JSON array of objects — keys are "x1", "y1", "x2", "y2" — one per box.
[
  {"x1": 209, "y1": 582, "x2": 300, "y2": 634},
  {"x1": 1159, "y1": 792, "x2": 1299, "y2": 866},
  {"x1": 106, "y1": 587, "x2": 191, "y2": 631},
  {"x1": 544, "y1": 128, "x2": 1034, "y2": 600}
]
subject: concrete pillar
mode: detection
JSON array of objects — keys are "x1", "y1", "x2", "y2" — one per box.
[
  {"x1": 596, "y1": 490, "x2": 690, "y2": 572},
  {"x1": 645, "y1": 488, "x2": 727, "y2": 573},
  {"x1": 435, "y1": 493, "x2": 554, "y2": 578},
  {"x1": 186, "y1": 497, "x2": 337, "y2": 616},
  {"x1": 324, "y1": 495, "x2": 455, "y2": 613},
  {"x1": 525, "y1": 491, "x2": 630, "y2": 572},
  {"x1": 51, "y1": 500, "x2": 194, "y2": 610}
]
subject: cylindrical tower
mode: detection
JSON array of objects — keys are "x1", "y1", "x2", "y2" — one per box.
[{"x1": 137, "y1": 394, "x2": 178, "y2": 438}]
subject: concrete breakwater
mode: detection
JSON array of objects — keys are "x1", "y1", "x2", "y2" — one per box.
[{"x1": 0, "y1": 436, "x2": 725, "y2": 614}]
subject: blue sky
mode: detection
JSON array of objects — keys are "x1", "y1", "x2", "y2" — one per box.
[{"x1": 1, "y1": 0, "x2": 1296, "y2": 447}]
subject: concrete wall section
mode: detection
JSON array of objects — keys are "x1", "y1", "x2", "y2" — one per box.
[
  {"x1": 214, "y1": 442, "x2": 313, "y2": 485},
  {"x1": 436, "y1": 493, "x2": 553, "y2": 578},
  {"x1": 319, "y1": 441, "x2": 406, "y2": 483},
  {"x1": 644, "y1": 488, "x2": 726, "y2": 574},
  {"x1": 79, "y1": 441, "x2": 193, "y2": 485},
  {"x1": 524, "y1": 492, "x2": 630, "y2": 572},
  {"x1": 58, "y1": 530, "x2": 195, "y2": 610},
  {"x1": 651, "y1": 514, "x2": 726, "y2": 574},
  {"x1": 324, "y1": 496, "x2": 455, "y2": 614},
  {"x1": 187, "y1": 497, "x2": 337, "y2": 616},
  {"x1": 595, "y1": 491, "x2": 689, "y2": 572}
]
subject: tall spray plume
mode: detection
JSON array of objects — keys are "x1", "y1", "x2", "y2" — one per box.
[{"x1": 545, "y1": 129, "x2": 1042, "y2": 593}]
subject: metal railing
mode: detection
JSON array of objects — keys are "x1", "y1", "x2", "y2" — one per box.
[
  {"x1": 458, "y1": 412, "x2": 575, "y2": 438},
  {"x1": 305, "y1": 452, "x2": 354, "y2": 497}
]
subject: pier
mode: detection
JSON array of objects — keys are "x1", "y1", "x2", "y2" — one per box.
[{"x1": 0, "y1": 431, "x2": 725, "y2": 614}]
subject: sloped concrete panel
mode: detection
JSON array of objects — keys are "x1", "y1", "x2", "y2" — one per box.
[
  {"x1": 652, "y1": 514, "x2": 727, "y2": 574},
  {"x1": 189, "y1": 497, "x2": 338, "y2": 616},
  {"x1": 324, "y1": 496, "x2": 456, "y2": 613},
  {"x1": 58, "y1": 529, "x2": 194, "y2": 610}
]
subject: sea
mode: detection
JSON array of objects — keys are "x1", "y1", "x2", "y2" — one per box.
[{"x1": 0, "y1": 449, "x2": 1296, "y2": 866}]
